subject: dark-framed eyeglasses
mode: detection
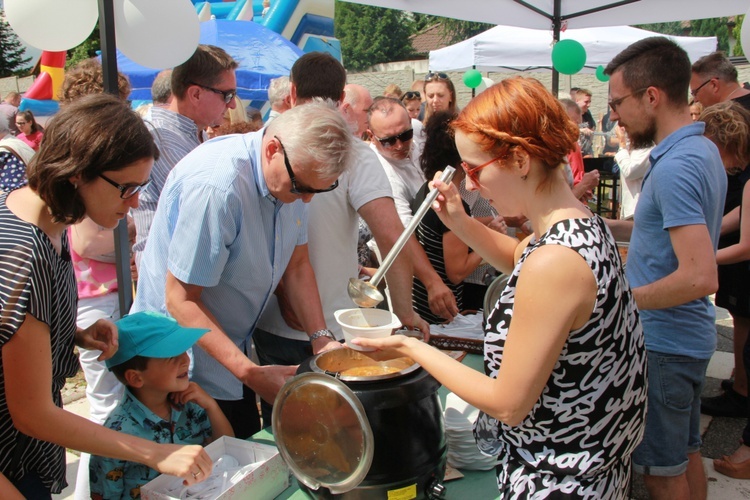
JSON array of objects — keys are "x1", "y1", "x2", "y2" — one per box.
[
  {"x1": 401, "y1": 91, "x2": 421, "y2": 101},
  {"x1": 608, "y1": 87, "x2": 649, "y2": 112},
  {"x1": 372, "y1": 128, "x2": 414, "y2": 149},
  {"x1": 189, "y1": 81, "x2": 236, "y2": 104},
  {"x1": 461, "y1": 155, "x2": 505, "y2": 185},
  {"x1": 424, "y1": 72, "x2": 449, "y2": 81},
  {"x1": 274, "y1": 136, "x2": 338, "y2": 195},
  {"x1": 98, "y1": 173, "x2": 151, "y2": 199},
  {"x1": 690, "y1": 78, "x2": 714, "y2": 98}
]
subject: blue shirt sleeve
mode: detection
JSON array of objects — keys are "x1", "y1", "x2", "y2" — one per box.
[{"x1": 167, "y1": 183, "x2": 241, "y2": 288}]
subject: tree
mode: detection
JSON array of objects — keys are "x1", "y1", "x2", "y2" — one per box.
[
  {"x1": 637, "y1": 17, "x2": 734, "y2": 54},
  {"x1": 0, "y1": 10, "x2": 32, "y2": 77},
  {"x1": 66, "y1": 26, "x2": 101, "y2": 69},
  {"x1": 335, "y1": 1, "x2": 414, "y2": 71}
]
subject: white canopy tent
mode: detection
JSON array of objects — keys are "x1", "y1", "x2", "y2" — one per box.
[
  {"x1": 341, "y1": 0, "x2": 746, "y2": 92},
  {"x1": 429, "y1": 25, "x2": 718, "y2": 72},
  {"x1": 340, "y1": 0, "x2": 745, "y2": 30}
]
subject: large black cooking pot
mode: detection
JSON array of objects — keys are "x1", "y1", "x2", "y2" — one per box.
[{"x1": 272, "y1": 349, "x2": 447, "y2": 499}]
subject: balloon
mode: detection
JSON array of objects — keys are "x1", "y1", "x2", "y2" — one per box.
[
  {"x1": 114, "y1": 0, "x2": 200, "y2": 70},
  {"x1": 742, "y1": 7, "x2": 750, "y2": 61},
  {"x1": 5, "y1": 0, "x2": 98, "y2": 51},
  {"x1": 595, "y1": 65, "x2": 610, "y2": 82},
  {"x1": 463, "y1": 69, "x2": 483, "y2": 89},
  {"x1": 551, "y1": 39, "x2": 587, "y2": 75},
  {"x1": 477, "y1": 77, "x2": 495, "y2": 94}
]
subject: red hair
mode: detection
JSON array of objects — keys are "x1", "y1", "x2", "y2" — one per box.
[{"x1": 452, "y1": 77, "x2": 579, "y2": 170}]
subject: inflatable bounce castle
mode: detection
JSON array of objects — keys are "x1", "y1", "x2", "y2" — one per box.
[{"x1": 21, "y1": 0, "x2": 339, "y2": 116}]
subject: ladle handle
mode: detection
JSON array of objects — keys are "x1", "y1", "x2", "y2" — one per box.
[{"x1": 370, "y1": 166, "x2": 456, "y2": 287}]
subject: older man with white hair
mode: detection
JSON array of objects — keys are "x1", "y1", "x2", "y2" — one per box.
[
  {"x1": 265, "y1": 75, "x2": 291, "y2": 124},
  {"x1": 133, "y1": 101, "x2": 352, "y2": 438}
]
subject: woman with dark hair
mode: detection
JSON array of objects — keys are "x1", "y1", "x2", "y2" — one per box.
[
  {"x1": 355, "y1": 77, "x2": 647, "y2": 498},
  {"x1": 15, "y1": 110, "x2": 43, "y2": 151},
  {"x1": 423, "y1": 72, "x2": 458, "y2": 124},
  {"x1": 0, "y1": 93, "x2": 212, "y2": 497},
  {"x1": 411, "y1": 111, "x2": 482, "y2": 324}
]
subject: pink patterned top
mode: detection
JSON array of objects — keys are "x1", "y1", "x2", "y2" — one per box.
[{"x1": 69, "y1": 233, "x2": 118, "y2": 299}]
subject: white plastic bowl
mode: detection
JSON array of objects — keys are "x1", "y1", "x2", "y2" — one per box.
[{"x1": 334, "y1": 308, "x2": 401, "y2": 351}]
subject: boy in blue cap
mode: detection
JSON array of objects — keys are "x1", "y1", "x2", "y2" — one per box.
[{"x1": 90, "y1": 312, "x2": 234, "y2": 500}]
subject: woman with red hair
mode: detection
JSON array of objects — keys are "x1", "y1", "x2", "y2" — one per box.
[{"x1": 355, "y1": 77, "x2": 647, "y2": 498}]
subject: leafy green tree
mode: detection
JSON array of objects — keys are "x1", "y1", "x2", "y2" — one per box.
[
  {"x1": 637, "y1": 17, "x2": 734, "y2": 53},
  {"x1": 733, "y1": 15, "x2": 744, "y2": 57},
  {"x1": 66, "y1": 26, "x2": 101, "y2": 69},
  {"x1": 437, "y1": 18, "x2": 494, "y2": 44},
  {"x1": 0, "y1": 10, "x2": 32, "y2": 77},
  {"x1": 335, "y1": 1, "x2": 414, "y2": 71}
]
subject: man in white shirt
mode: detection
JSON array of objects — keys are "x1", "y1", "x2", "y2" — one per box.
[
  {"x1": 366, "y1": 96, "x2": 459, "y2": 323},
  {"x1": 368, "y1": 97, "x2": 426, "y2": 225}
]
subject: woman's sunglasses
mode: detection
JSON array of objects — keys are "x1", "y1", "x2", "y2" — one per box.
[
  {"x1": 424, "y1": 72, "x2": 449, "y2": 81},
  {"x1": 401, "y1": 91, "x2": 421, "y2": 100}
]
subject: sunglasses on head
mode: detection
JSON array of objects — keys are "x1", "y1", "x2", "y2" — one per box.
[
  {"x1": 372, "y1": 128, "x2": 414, "y2": 149},
  {"x1": 424, "y1": 72, "x2": 449, "y2": 81},
  {"x1": 401, "y1": 91, "x2": 421, "y2": 101}
]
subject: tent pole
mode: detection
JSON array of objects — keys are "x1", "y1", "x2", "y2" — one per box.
[
  {"x1": 551, "y1": 0, "x2": 561, "y2": 97},
  {"x1": 472, "y1": 65, "x2": 476, "y2": 99},
  {"x1": 98, "y1": 0, "x2": 134, "y2": 316}
]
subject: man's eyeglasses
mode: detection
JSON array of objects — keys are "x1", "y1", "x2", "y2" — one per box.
[
  {"x1": 461, "y1": 155, "x2": 505, "y2": 185},
  {"x1": 275, "y1": 136, "x2": 338, "y2": 195},
  {"x1": 372, "y1": 128, "x2": 414, "y2": 149},
  {"x1": 401, "y1": 91, "x2": 421, "y2": 101},
  {"x1": 424, "y1": 72, "x2": 449, "y2": 81},
  {"x1": 608, "y1": 87, "x2": 649, "y2": 112},
  {"x1": 690, "y1": 78, "x2": 714, "y2": 98},
  {"x1": 189, "y1": 81, "x2": 236, "y2": 104},
  {"x1": 99, "y1": 173, "x2": 151, "y2": 199}
]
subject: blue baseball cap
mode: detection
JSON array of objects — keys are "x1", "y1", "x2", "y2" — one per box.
[{"x1": 106, "y1": 311, "x2": 209, "y2": 369}]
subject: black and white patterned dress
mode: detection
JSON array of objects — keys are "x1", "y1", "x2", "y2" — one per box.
[
  {"x1": 475, "y1": 216, "x2": 647, "y2": 499},
  {"x1": 0, "y1": 191, "x2": 79, "y2": 493}
]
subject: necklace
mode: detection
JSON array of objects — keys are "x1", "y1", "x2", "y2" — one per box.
[{"x1": 727, "y1": 86, "x2": 743, "y2": 100}]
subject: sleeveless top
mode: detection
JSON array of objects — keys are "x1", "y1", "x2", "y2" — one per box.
[
  {"x1": 0, "y1": 191, "x2": 78, "y2": 493},
  {"x1": 475, "y1": 216, "x2": 647, "y2": 499}
]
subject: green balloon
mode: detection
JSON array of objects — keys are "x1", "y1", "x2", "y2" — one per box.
[
  {"x1": 596, "y1": 65, "x2": 610, "y2": 82},
  {"x1": 551, "y1": 39, "x2": 587, "y2": 75},
  {"x1": 463, "y1": 69, "x2": 483, "y2": 89}
]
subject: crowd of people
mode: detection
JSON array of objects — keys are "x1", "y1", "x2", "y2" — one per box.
[{"x1": 0, "y1": 35, "x2": 749, "y2": 500}]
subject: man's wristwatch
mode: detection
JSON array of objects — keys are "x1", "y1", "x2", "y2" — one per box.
[{"x1": 309, "y1": 329, "x2": 335, "y2": 342}]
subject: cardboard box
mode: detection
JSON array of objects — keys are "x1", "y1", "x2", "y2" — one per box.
[{"x1": 141, "y1": 437, "x2": 290, "y2": 500}]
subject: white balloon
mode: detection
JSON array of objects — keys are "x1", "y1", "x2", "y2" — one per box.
[
  {"x1": 5, "y1": 0, "x2": 98, "y2": 51},
  {"x1": 742, "y1": 8, "x2": 750, "y2": 60},
  {"x1": 114, "y1": 0, "x2": 200, "y2": 70},
  {"x1": 477, "y1": 77, "x2": 496, "y2": 94}
]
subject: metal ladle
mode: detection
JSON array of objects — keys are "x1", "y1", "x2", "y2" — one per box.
[{"x1": 348, "y1": 166, "x2": 456, "y2": 308}]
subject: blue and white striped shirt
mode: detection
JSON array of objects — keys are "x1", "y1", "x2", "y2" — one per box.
[
  {"x1": 132, "y1": 107, "x2": 203, "y2": 261},
  {"x1": 132, "y1": 130, "x2": 308, "y2": 400}
]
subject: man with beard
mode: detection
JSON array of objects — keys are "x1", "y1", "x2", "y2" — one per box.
[{"x1": 606, "y1": 38, "x2": 726, "y2": 499}]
